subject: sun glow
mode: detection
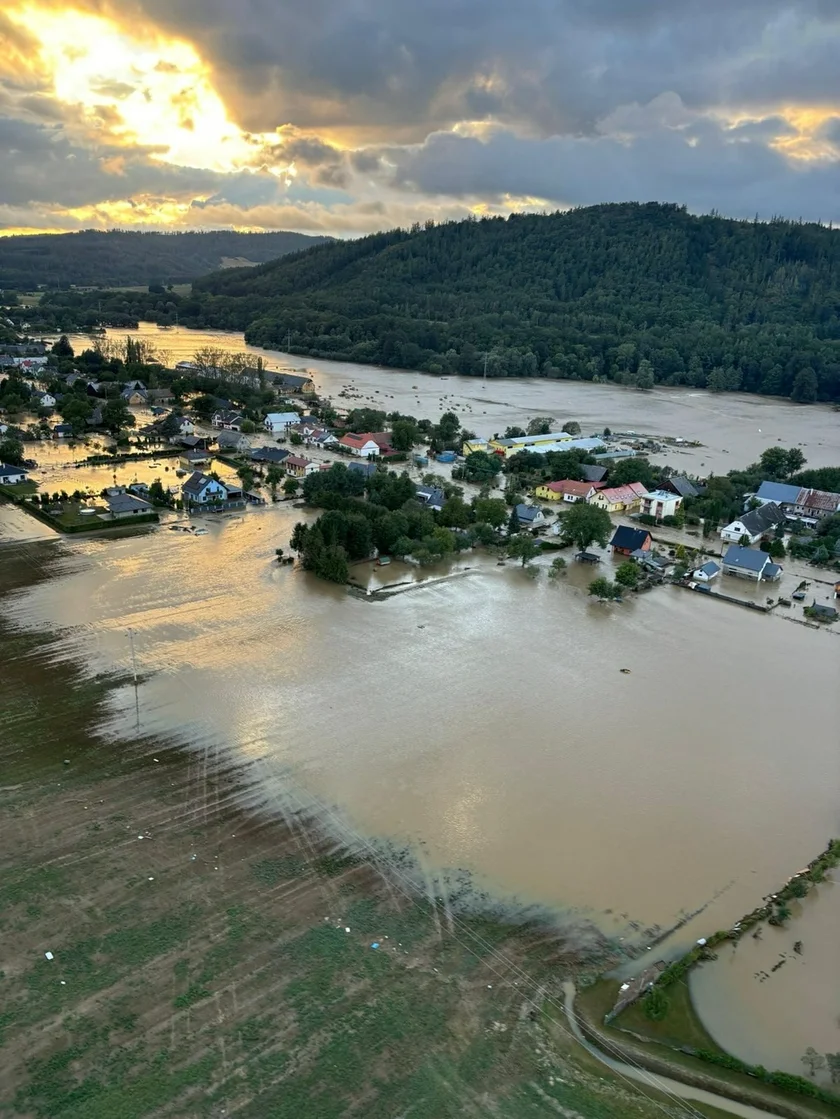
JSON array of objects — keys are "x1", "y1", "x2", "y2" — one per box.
[{"x1": 6, "y1": 5, "x2": 275, "y2": 172}]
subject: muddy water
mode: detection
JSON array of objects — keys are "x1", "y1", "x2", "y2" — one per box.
[{"x1": 60, "y1": 325, "x2": 840, "y2": 474}]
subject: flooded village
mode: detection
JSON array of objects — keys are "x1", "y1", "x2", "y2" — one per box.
[{"x1": 2, "y1": 323, "x2": 839, "y2": 1118}]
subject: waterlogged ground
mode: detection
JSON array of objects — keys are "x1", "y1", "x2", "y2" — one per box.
[{"x1": 0, "y1": 554, "x2": 724, "y2": 1119}]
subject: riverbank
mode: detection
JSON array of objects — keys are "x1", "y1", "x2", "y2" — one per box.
[{"x1": 1, "y1": 553, "x2": 719, "y2": 1119}]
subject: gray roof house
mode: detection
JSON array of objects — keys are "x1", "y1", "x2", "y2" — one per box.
[
  {"x1": 416, "y1": 485, "x2": 445, "y2": 511},
  {"x1": 693, "y1": 560, "x2": 721, "y2": 582},
  {"x1": 720, "y1": 502, "x2": 785, "y2": 545},
  {"x1": 250, "y1": 446, "x2": 289, "y2": 465},
  {"x1": 0, "y1": 462, "x2": 28, "y2": 484},
  {"x1": 662, "y1": 474, "x2": 701, "y2": 499},
  {"x1": 721, "y1": 546, "x2": 782, "y2": 581},
  {"x1": 514, "y1": 503, "x2": 545, "y2": 528},
  {"x1": 347, "y1": 461, "x2": 378, "y2": 478},
  {"x1": 216, "y1": 430, "x2": 249, "y2": 452},
  {"x1": 580, "y1": 464, "x2": 608, "y2": 483},
  {"x1": 104, "y1": 492, "x2": 155, "y2": 519}
]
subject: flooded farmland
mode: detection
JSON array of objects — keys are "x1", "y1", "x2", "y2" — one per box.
[{"x1": 2, "y1": 475, "x2": 838, "y2": 1082}]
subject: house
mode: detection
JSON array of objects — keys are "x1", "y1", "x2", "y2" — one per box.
[
  {"x1": 121, "y1": 387, "x2": 148, "y2": 405},
  {"x1": 721, "y1": 545, "x2": 783, "y2": 581},
  {"x1": 264, "y1": 411, "x2": 301, "y2": 436},
  {"x1": 416, "y1": 485, "x2": 445, "y2": 511},
  {"x1": 180, "y1": 450, "x2": 211, "y2": 469},
  {"x1": 640, "y1": 490, "x2": 683, "y2": 521},
  {"x1": 179, "y1": 434, "x2": 213, "y2": 450},
  {"x1": 580, "y1": 464, "x2": 608, "y2": 484},
  {"x1": 589, "y1": 482, "x2": 648, "y2": 513},
  {"x1": 0, "y1": 462, "x2": 27, "y2": 484},
  {"x1": 52, "y1": 423, "x2": 73, "y2": 438},
  {"x1": 535, "y1": 479, "x2": 596, "y2": 503},
  {"x1": 216, "y1": 430, "x2": 250, "y2": 453},
  {"x1": 462, "y1": 439, "x2": 490, "y2": 455},
  {"x1": 212, "y1": 410, "x2": 244, "y2": 430},
  {"x1": 514, "y1": 504, "x2": 545, "y2": 529},
  {"x1": 488, "y1": 430, "x2": 573, "y2": 456},
  {"x1": 720, "y1": 502, "x2": 785, "y2": 544},
  {"x1": 693, "y1": 560, "x2": 721, "y2": 582},
  {"x1": 610, "y1": 526, "x2": 652, "y2": 556},
  {"x1": 632, "y1": 549, "x2": 670, "y2": 574},
  {"x1": 807, "y1": 602, "x2": 838, "y2": 622},
  {"x1": 290, "y1": 423, "x2": 338, "y2": 448},
  {"x1": 182, "y1": 472, "x2": 232, "y2": 506},
  {"x1": 270, "y1": 372, "x2": 315, "y2": 394},
  {"x1": 146, "y1": 388, "x2": 173, "y2": 404},
  {"x1": 347, "y1": 460, "x2": 378, "y2": 479},
  {"x1": 339, "y1": 432, "x2": 384, "y2": 457},
  {"x1": 660, "y1": 475, "x2": 701, "y2": 499},
  {"x1": 123, "y1": 379, "x2": 146, "y2": 391},
  {"x1": 104, "y1": 491, "x2": 155, "y2": 519},
  {"x1": 127, "y1": 482, "x2": 150, "y2": 497},
  {"x1": 755, "y1": 480, "x2": 840, "y2": 520},
  {"x1": 283, "y1": 455, "x2": 312, "y2": 478},
  {"x1": 250, "y1": 446, "x2": 290, "y2": 466},
  {"x1": 33, "y1": 391, "x2": 56, "y2": 409}
]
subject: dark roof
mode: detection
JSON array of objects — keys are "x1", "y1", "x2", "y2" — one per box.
[
  {"x1": 106, "y1": 492, "x2": 153, "y2": 514},
  {"x1": 665, "y1": 475, "x2": 700, "y2": 498},
  {"x1": 580, "y1": 464, "x2": 608, "y2": 483},
  {"x1": 347, "y1": 460, "x2": 377, "y2": 476},
  {"x1": 810, "y1": 602, "x2": 838, "y2": 619},
  {"x1": 611, "y1": 526, "x2": 651, "y2": 551},
  {"x1": 271, "y1": 373, "x2": 311, "y2": 389},
  {"x1": 182, "y1": 471, "x2": 217, "y2": 495},
  {"x1": 696, "y1": 561, "x2": 721, "y2": 576},
  {"x1": 756, "y1": 481, "x2": 802, "y2": 505},
  {"x1": 722, "y1": 545, "x2": 768, "y2": 572},
  {"x1": 0, "y1": 461, "x2": 26, "y2": 475},
  {"x1": 250, "y1": 446, "x2": 289, "y2": 464},
  {"x1": 515, "y1": 503, "x2": 540, "y2": 522},
  {"x1": 417, "y1": 485, "x2": 445, "y2": 506},
  {"x1": 738, "y1": 502, "x2": 786, "y2": 535}
]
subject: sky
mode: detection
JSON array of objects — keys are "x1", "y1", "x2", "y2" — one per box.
[{"x1": 1, "y1": 1, "x2": 840, "y2": 237}]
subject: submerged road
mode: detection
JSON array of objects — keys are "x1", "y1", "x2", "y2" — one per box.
[{"x1": 561, "y1": 981, "x2": 778, "y2": 1119}]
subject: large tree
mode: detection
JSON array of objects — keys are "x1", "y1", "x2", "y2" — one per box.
[{"x1": 562, "y1": 502, "x2": 612, "y2": 551}]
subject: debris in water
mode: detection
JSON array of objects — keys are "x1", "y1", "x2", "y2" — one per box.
[
  {"x1": 620, "y1": 668, "x2": 631, "y2": 674},
  {"x1": 44, "y1": 951, "x2": 54, "y2": 961},
  {"x1": 371, "y1": 943, "x2": 379, "y2": 949}
]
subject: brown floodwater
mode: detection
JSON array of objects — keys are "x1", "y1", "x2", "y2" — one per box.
[
  {"x1": 1, "y1": 485, "x2": 838, "y2": 1078},
  {"x1": 61, "y1": 324, "x2": 840, "y2": 475}
]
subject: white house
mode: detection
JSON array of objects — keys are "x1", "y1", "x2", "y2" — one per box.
[
  {"x1": 264, "y1": 411, "x2": 300, "y2": 436},
  {"x1": 0, "y1": 462, "x2": 28, "y2": 484},
  {"x1": 181, "y1": 472, "x2": 229, "y2": 505},
  {"x1": 720, "y1": 502, "x2": 785, "y2": 545},
  {"x1": 692, "y1": 560, "x2": 721, "y2": 582},
  {"x1": 33, "y1": 391, "x2": 56, "y2": 408},
  {"x1": 721, "y1": 546, "x2": 782, "y2": 582},
  {"x1": 640, "y1": 490, "x2": 683, "y2": 521}
]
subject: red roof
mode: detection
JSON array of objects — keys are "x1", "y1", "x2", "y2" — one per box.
[
  {"x1": 544, "y1": 479, "x2": 593, "y2": 498},
  {"x1": 597, "y1": 482, "x2": 649, "y2": 504},
  {"x1": 284, "y1": 455, "x2": 310, "y2": 469}
]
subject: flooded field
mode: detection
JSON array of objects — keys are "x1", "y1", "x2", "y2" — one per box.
[
  {"x1": 2, "y1": 483, "x2": 838, "y2": 1083},
  {"x1": 60, "y1": 324, "x2": 840, "y2": 475}
]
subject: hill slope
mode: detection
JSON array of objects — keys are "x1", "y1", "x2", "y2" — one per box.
[
  {"x1": 0, "y1": 229, "x2": 332, "y2": 290},
  {"x1": 41, "y1": 204, "x2": 840, "y2": 401}
]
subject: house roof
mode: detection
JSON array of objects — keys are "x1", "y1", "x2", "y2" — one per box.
[
  {"x1": 182, "y1": 471, "x2": 220, "y2": 495},
  {"x1": 802, "y1": 489, "x2": 840, "y2": 513},
  {"x1": 271, "y1": 373, "x2": 311, "y2": 389},
  {"x1": 515, "y1": 503, "x2": 540, "y2": 522},
  {"x1": 250, "y1": 446, "x2": 289, "y2": 464},
  {"x1": 696, "y1": 560, "x2": 721, "y2": 576},
  {"x1": 597, "y1": 482, "x2": 648, "y2": 503},
  {"x1": 340, "y1": 432, "x2": 377, "y2": 448},
  {"x1": 0, "y1": 461, "x2": 26, "y2": 476},
  {"x1": 214, "y1": 410, "x2": 243, "y2": 423},
  {"x1": 347, "y1": 461, "x2": 377, "y2": 476},
  {"x1": 665, "y1": 475, "x2": 699, "y2": 498},
  {"x1": 106, "y1": 492, "x2": 153, "y2": 514},
  {"x1": 544, "y1": 479, "x2": 593, "y2": 498},
  {"x1": 733, "y1": 502, "x2": 786, "y2": 536},
  {"x1": 265, "y1": 412, "x2": 300, "y2": 425},
  {"x1": 416, "y1": 485, "x2": 445, "y2": 506},
  {"x1": 216, "y1": 430, "x2": 246, "y2": 446},
  {"x1": 722, "y1": 545, "x2": 769, "y2": 572},
  {"x1": 284, "y1": 455, "x2": 310, "y2": 469},
  {"x1": 581, "y1": 464, "x2": 608, "y2": 483},
  {"x1": 611, "y1": 526, "x2": 651, "y2": 551},
  {"x1": 643, "y1": 489, "x2": 681, "y2": 503},
  {"x1": 810, "y1": 602, "x2": 838, "y2": 618},
  {"x1": 764, "y1": 563, "x2": 783, "y2": 580},
  {"x1": 756, "y1": 481, "x2": 802, "y2": 505}
]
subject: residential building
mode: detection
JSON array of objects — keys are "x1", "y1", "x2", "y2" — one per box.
[
  {"x1": 535, "y1": 479, "x2": 596, "y2": 503},
  {"x1": 33, "y1": 391, "x2": 56, "y2": 408},
  {"x1": 264, "y1": 411, "x2": 301, "y2": 436},
  {"x1": 632, "y1": 549, "x2": 670, "y2": 574},
  {"x1": 270, "y1": 372, "x2": 315, "y2": 394},
  {"x1": 216, "y1": 430, "x2": 250, "y2": 453},
  {"x1": 123, "y1": 379, "x2": 146, "y2": 391},
  {"x1": 0, "y1": 462, "x2": 27, "y2": 484},
  {"x1": 580, "y1": 464, "x2": 608, "y2": 484},
  {"x1": 660, "y1": 475, "x2": 701, "y2": 499},
  {"x1": 720, "y1": 502, "x2": 785, "y2": 544},
  {"x1": 180, "y1": 450, "x2": 211, "y2": 470},
  {"x1": 692, "y1": 560, "x2": 721, "y2": 582},
  {"x1": 610, "y1": 526, "x2": 652, "y2": 556},
  {"x1": 754, "y1": 480, "x2": 840, "y2": 520},
  {"x1": 807, "y1": 602, "x2": 838, "y2": 622},
  {"x1": 339, "y1": 432, "x2": 392, "y2": 457},
  {"x1": 589, "y1": 482, "x2": 648, "y2": 513},
  {"x1": 462, "y1": 439, "x2": 490, "y2": 455},
  {"x1": 104, "y1": 491, "x2": 155, "y2": 519},
  {"x1": 250, "y1": 446, "x2": 290, "y2": 466},
  {"x1": 121, "y1": 387, "x2": 148, "y2": 405},
  {"x1": 347, "y1": 461, "x2": 378, "y2": 479},
  {"x1": 416, "y1": 485, "x2": 445, "y2": 511},
  {"x1": 182, "y1": 472, "x2": 229, "y2": 506},
  {"x1": 52, "y1": 423, "x2": 73, "y2": 438},
  {"x1": 128, "y1": 482, "x2": 150, "y2": 497},
  {"x1": 488, "y1": 430, "x2": 573, "y2": 456},
  {"x1": 640, "y1": 490, "x2": 683, "y2": 521},
  {"x1": 212, "y1": 410, "x2": 244, "y2": 430},
  {"x1": 514, "y1": 504, "x2": 545, "y2": 529},
  {"x1": 283, "y1": 455, "x2": 312, "y2": 478},
  {"x1": 721, "y1": 545, "x2": 782, "y2": 581}
]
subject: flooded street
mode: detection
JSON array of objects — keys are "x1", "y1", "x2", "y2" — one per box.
[{"x1": 61, "y1": 324, "x2": 840, "y2": 475}]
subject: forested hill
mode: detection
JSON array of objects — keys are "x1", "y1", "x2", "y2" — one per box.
[
  {"x1": 39, "y1": 203, "x2": 840, "y2": 401},
  {"x1": 0, "y1": 229, "x2": 332, "y2": 290}
]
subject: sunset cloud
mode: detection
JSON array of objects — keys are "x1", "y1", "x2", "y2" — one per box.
[{"x1": 1, "y1": 0, "x2": 839, "y2": 235}]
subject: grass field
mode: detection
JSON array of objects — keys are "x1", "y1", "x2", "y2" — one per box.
[{"x1": 0, "y1": 543, "x2": 705, "y2": 1119}]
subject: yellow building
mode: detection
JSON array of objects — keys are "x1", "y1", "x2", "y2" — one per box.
[
  {"x1": 535, "y1": 480, "x2": 596, "y2": 502},
  {"x1": 589, "y1": 483, "x2": 648, "y2": 513},
  {"x1": 462, "y1": 439, "x2": 490, "y2": 455},
  {"x1": 488, "y1": 431, "x2": 573, "y2": 458}
]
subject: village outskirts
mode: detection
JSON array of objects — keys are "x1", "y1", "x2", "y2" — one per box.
[{"x1": 0, "y1": 332, "x2": 839, "y2": 623}]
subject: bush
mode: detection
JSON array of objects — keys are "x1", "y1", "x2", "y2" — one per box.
[{"x1": 642, "y1": 987, "x2": 670, "y2": 1021}]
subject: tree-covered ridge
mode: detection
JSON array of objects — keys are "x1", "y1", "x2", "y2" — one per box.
[
  {"x1": 0, "y1": 229, "x2": 332, "y2": 290},
  {"x1": 36, "y1": 202, "x2": 840, "y2": 402}
]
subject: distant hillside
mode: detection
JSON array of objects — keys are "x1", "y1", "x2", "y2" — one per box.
[
  {"x1": 38, "y1": 204, "x2": 840, "y2": 401},
  {"x1": 0, "y1": 229, "x2": 332, "y2": 290}
]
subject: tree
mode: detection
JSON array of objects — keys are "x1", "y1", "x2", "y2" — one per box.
[
  {"x1": 548, "y1": 556, "x2": 567, "y2": 579},
  {"x1": 759, "y1": 446, "x2": 805, "y2": 479},
  {"x1": 283, "y1": 477, "x2": 300, "y2": 497},
  {"x1": 785, "y1": 448, "x2": 806, "y2": 474},
  {"x1": 435, "y1": 410, "x2": 460, "y2": 446},
  {"x1": 800, "y1": 1048, "x2": 825, "y2": 1078},
  {"x1": 504, "y1": 426, "x2": 526, "y2": 438},
  {"x1": 763, "y1": 538, "x2": 785, "y2": 559},
  {"x1": 562, "y1": 502, "x2": 612, "y2": 551},
  {"x1": 148, "y1": 480, "x2": 172, "y2": 507},
  {"x1": 439, "y1": 496, "x2": 471, "y2": 529},
  {"x1": 289, "y1": 432, "x2": 303, "y2": 446},
  {"x1": 314, "y1": 544, "x2": 349, "y2": 584},
  {"x1": 588, "y1": 576, "x2": 615, "y2": 599},
  {"x1": 52, "y1": 335, "x2": 74, "y2": 358},
  {"x1": 265, "y1": 465, "x2": 283, "y2": 498},
  {"x1": 237, "y1": 466, "x2": 255, "y2": 492},
  {"x1": 825, "y1": 1053, "x2": 840, "y2": 1085},
  {"x1": 507, "y1": 506, "x2": 521, "y2": 535},
  {"x1": 239, "y1": 419, "x2": 257, "y2": 434},
  {"x1": 473, "y1": 497, "x2": 507, "y2": 528},
  {"x1": 0, "y1": 435, "x2": 25, "y2": 465},
  {"x1": 290, "y1": 522, "x2": 308, "y2": 551},
  {"x1": 561, "y1": 420, "x2": 581, "y2": 435},
  {"x1": 59, "y1": 396, "x2": 93, "y2": 434},
  {"x1": 101, "y1": 398, "x2": 135, "y2": 435},
  {"x1": 608, "y1": 457, "x2": 658, "y2": 488},
  {"x1": 463, "y1": 451, "x2": 501, "y2": 483},
  {"x1": 527, "y1": 416, "x2": 554, "y2": 435},
  {"x1": 615, "y1": 561, "x2": 639, "y2": 588},
  {"x1": 643, "y1": 987, "x2": 670, "y2": 1022},
  {"x1": 390, "y1": 419, "x2": 417, "y2": 452},
  {"x1": 507, "y1": 533, "x2": 539, "y2": 566},
  {"x1": 791, "y1": 368, "x2": 818, "y2": 403},
  {"x1": 634, "y1": 358, "x2": 655, "y2": 390}
]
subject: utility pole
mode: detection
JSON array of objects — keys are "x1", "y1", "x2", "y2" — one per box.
[
  {"x1": 483, "y1": 353, "x2": 489, "y2": 379},
  {"x1": 127, "y1": 628, "x2": 140, "y2": 731}
]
